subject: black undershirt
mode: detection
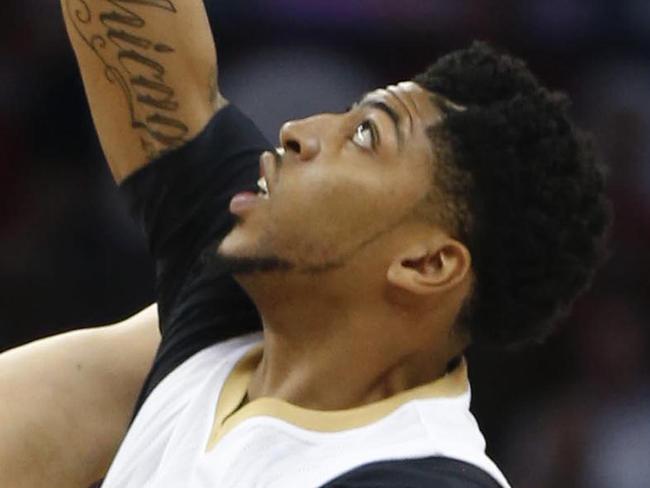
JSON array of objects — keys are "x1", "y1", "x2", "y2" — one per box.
[
  {"x1": 119, "y1": 104, "x2": 268, "y2": 416},
  {"x1": 110, "y1": 105, "x2": 501, "y2": 488}
]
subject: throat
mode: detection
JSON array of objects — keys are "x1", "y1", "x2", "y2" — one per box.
[{"x1": 246, "y1": 332, "x2": 453, "y2": 412}]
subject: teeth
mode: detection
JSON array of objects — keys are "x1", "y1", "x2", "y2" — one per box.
[{"x1": 257, "y1": 176, "x2": 269, "y2": 197}]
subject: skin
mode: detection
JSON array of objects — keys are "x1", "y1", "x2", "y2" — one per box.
[
  {"x1": 218, "y1": 82, "x2": 474, "y2": 410},
  {"x1": 0, "y1": 305, "x2": 160, "y2": 488},
  {"x1": 3, "y1": 2, "x2": 473, "y2": 486},
  {"x1": 59, "y1": 0, "x2": 224, "y2": 182},
  {"x1": 0, "y1": 2, "x2": 208, "y2": 486}
]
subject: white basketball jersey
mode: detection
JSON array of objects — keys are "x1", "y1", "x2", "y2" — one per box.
[{"x1": 102, "y1": 333, "x2": 511, "y2": 488}]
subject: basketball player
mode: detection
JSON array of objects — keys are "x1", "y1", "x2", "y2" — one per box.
[{"x1": 0, "y1": 1, "x2": 609, "y2": 487}]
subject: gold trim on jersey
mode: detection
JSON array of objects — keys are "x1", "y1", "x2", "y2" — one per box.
[{"x1": 206, "y1": 342, "x2": 469, "y2": 451}]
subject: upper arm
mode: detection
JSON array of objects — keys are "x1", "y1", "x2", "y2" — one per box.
[
  {"x1": 60, "y1": 0, "x2": 225, "y2": 182},
  {"x1": 0, "y1": 304, "x2": 160, "y2": 488}
]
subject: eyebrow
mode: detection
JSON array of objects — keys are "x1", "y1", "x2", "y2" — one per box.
[{"x1": 357, "y1": 99, "x2": 404, "y2": 149}]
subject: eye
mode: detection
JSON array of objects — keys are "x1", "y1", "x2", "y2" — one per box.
[{"x1": 352, "y1": 120, "x2": 377, "y2": 150}]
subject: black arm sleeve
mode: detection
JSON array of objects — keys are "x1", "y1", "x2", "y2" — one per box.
[
  {"x1": 118, "y1": 105, "x2": 272, "y2": 415},
  {"x1": 320, "y1": 457, "x2": 503, "y2": 488}
]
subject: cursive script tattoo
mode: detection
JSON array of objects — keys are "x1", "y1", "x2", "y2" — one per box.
[{"x1": 65, "y1": 0, "x2": 189, "y2": 159}]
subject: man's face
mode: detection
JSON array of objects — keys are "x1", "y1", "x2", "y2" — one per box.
[{"x1": 217, "y1": 82, "x2": 445, "y2": 274}]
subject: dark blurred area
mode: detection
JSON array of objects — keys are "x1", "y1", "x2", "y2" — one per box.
[{"x1": 1, "y1": 1, "x2": 649, "y2": 486}]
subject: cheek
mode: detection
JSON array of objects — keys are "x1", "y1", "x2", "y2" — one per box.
[
  {"x1": 274, "y1": 177, "x2": 385, "y2": 232},
  {"x1": 263, "y1": 177, "x2": 399, "y2": 263},
  {"x1": 248, "y1": 160, "x2": 430, "y2": 264}
]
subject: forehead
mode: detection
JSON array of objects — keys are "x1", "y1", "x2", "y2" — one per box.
[{"x1": 360, "y1": 81, "x2": 444, "y2": 129}]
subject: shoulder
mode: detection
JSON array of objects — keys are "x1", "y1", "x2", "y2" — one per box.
[
  {"x1": 321, "y1": 456, "x2": 503, "y2": 488},
  {"x1": 135, "y1": 332, "x2": 262, "y2": 411}
]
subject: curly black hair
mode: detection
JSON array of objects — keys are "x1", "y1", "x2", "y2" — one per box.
[{"x1": 412, "y1": 41, "x2": 611, "y2": 348}]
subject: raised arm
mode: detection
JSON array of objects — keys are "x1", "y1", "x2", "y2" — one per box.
[
  {"x1": 59, "y1": 1, "x2": 269, "y2": 418},
  {"x1": 0, "y1": 305, "x2": 160, "y2": 488},
  {"x1": 57, "y1": 2, "x2": 270, "y2": 466},
  {"x1": 61, "y1": 0, "x2": 225, "y2": 182}
]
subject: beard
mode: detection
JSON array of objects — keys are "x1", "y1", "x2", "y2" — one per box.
[
  {"x1": 212, "y1": 249, "x2": 347, "y2": 276},
  {"x1": 211, "y1": 217, "x2": 348, "y2": 276},
  {"x1": 212, "y1": 251, "x2": 294, "y2": 275},
  {"x1": 209, "y1": 235, "x2": 349, "y2": 276}
]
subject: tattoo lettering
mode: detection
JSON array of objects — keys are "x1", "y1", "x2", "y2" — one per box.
[{"x1": 65, "y1": 0, "x2": 189, "y2": 158}]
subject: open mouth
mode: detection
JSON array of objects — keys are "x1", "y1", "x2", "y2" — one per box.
[
  {"x1": 257, "y1": 176, "x2": 269, "y2": 198},
  {"x1": 229, "y1": 150, "x2": 279, "y2": 215},
  {"x1": 257, "y1": 149, "x2": 281, "y2": 199}
]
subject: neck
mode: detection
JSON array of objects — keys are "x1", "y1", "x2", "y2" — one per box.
[{"x1": 235, "y1": 270, "x2": 458, "y2": 411}]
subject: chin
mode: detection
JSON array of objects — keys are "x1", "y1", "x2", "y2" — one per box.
[
  {"x1": 216, "y1": 225, "x2": 293, "y2": 275},
  {"x1": 217, "y1": 225, "x2": 253, "y2": 259}
]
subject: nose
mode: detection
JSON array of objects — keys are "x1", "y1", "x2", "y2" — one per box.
[{"x1": 279, "y1": 119, "x2": 322, "y2": 162}]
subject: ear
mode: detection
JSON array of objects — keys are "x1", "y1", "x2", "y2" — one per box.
[{"x1": 386, "y1": 237, "x2": 471, "y2": 296}]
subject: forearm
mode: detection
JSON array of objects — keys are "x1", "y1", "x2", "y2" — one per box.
[
  {"x1": 60, "y1": 0, "x2": 224, "y2": 182},
  {"x1": 0, "y1": 306, "x2": 160, "y2": 488}
]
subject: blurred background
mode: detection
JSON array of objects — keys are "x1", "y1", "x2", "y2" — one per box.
[{"x1": 1, "y1": 1, "x2": 649, "y2": 486}]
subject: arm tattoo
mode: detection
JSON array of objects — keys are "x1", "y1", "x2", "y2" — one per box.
[{"x1": 64, "y1": 0, "x2": 189, "y2": 159}]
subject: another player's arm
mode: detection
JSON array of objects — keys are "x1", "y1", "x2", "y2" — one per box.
[
  {"x1": 60, "y1": 0, "x2": 225, "y2": 183},
  {"x1": 0, "y1": 305, "x2": 160, "y2": 488}
]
